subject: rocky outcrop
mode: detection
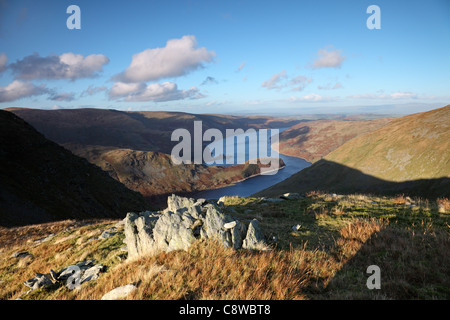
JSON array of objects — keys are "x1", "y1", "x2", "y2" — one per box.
[{"x1": 124, "y1": 194, "x2": 267, "y2": 258}]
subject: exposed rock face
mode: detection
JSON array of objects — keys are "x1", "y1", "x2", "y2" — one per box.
[{"x1": 124, "y1": 194, "x2": 267, "y2": 258}]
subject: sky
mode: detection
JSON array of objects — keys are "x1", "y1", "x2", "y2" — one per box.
[{"x1": 0, "y1": 0, "x2": 449, "y2": 115}]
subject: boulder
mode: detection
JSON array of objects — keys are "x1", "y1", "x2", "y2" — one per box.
[
  {"x1": 242, "y1": 219, "x2": 266, "y2": 250},
  {"x1": 123, "y1": 195, "x2": 268, "y2": 258},
  {"x1": 101, "y1": 284, "x2": 137, "y2": 300},
  {"x1": 24, "y1": 273, "x2": 53, "y2": 290}
]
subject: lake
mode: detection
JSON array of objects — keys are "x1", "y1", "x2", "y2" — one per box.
[{"x1": 194, "y1": 128, "x2": 311, "y2": 199}]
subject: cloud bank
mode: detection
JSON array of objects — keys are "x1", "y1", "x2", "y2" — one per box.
[
  {"x1": 0, "y1": 80, "x2": 50, "y2": 102},
  {"x1": 9, "y1": 52, "x2": 109, "y2": 80},
  {"x1": 109, "y1": 81, "x2": 204, "y2": 102}
]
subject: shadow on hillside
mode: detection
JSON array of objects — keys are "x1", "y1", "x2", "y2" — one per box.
[
  {"x1": 309, "y1": 223, "x2": 450, "y2": 299},
  {"x1": 256, "y1": 159, "x2": 450, "y2": 199}
]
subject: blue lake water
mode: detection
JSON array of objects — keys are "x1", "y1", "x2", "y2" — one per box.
[{"x1": 194, "y1": 128, "x2": 311, "y2": 199}]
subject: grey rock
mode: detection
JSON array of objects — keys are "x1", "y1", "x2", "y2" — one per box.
[
  {"x1": 242, "y1": 219, "x2": 266, "y2": 250},
  {"x1": 101, "y1": 284, "x2": 137, "y2": 300},
  {"x1": 99, "y1": 230, "x2": 117, "y2": 239},
  {"x1": 80, "y1": 264, "x2": 104, "y2": 283},
  {"x1": 123, "y1": 194, "x2": 267, "y2": 258},
  {"x1": 11, "y1": 251, "x2": 32, "y2": 259},
  {"x1": 24, "y1": 273, "x2": 53, "y2": 290},
  {"x1": 152, "y1": 210, "x2": 196, "y2": 252},
  {"x1": 292, "y1": 224, "x2": 302, "y2": 231}
]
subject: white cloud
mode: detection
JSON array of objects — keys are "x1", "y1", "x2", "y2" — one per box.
[
  {"x1": 262, "y1": 71, "x2": 312, "y2": 92},
  {"x1": 9, "y1": 52, "x2": 109, "y2": 80},
  {"x1": 311, "y1": 46, "x2": 345, "y2": 69},
  {"x1": 290, "y1": 93, "x2": 324, "y2": 102},
  {"x1": 109, "y1": 81, "x2": 205, "y2": 102},
  {"x1": 110, "y1": 82, "x2": 145, "y2": 97},
  {"x1": 318, "y1": 82, "x2": 343, "y2": 90},
  {"x1": 261, "y1": 70, "x2": 287, "y2": 90},
  {"x1": 116, "y1": 35, "x2": 215, "y2": 83},
  {"x1": 0, "y1": 80, "x2": 50, "y2": 102},
  {"x1": 349, "y1": 91, "x2": 418, "y2": 100},
  {"x1": 0, "y1": 53, "x2": 7, "y2": 73},
  {"x1": 290, "y1": 75, "x2": 313, "y2": 91}
]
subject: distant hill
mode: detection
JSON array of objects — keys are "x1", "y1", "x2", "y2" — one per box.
[
  {"x1": 8, "y1": 108, "x2": 296, "y2": 201},
  {"x1": 278, "y1": 117, "x2": 393, "y2": 163},
  {"x1": 255, "y1": 105, "x2": 450, "y2": 199},
  {"x1": 0, "y1": 110, "x2": 148, "y2": 227}
]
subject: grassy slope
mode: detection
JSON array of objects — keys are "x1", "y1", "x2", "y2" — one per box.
[
  {"x1": 324, "y1": 105, "x2": 450, "y2": 181},
  {"x1": 256, "y1": 105, "x2": 450, "y2": 199},
  {"x1": 0, "y1": 110, "x2": 148, "y2": 227},
  {"x1": 0, "y1": 193, "x2": 448, "y2": 300},
  {"x1": 278, "y1": 118, "x2": 393, "y2": 163}
]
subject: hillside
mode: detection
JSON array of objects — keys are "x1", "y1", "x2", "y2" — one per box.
[
  {"x1": 0, "y1": 110, "x2": 148, "y2": 227},
  {"x1": 1, "y1": 193, "x2": 448, "y2": 300},
  {"x1": 69, "y1": 144, "x2": 284, "y2": 201},
  {"x1": 277, "y1": 117, "x2": 393, "y2": 163},
  {"x1": 255, "y1": 105, "x2": 450, "y2": 198},
  {"x1": 8, "y1": 108, "x2": 296, "y2": 200}
]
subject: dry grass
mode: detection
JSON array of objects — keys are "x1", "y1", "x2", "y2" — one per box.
[
  {"x1": 437, "y1": 198, "x2": 450, "y2": 212},
  {"x1": 1, "y1": 192, "x2": 449, "y2": 300}
]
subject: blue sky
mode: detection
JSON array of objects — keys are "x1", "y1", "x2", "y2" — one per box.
[{"x1": 0, "y1": 0, "x2": 449, "y2": 114}]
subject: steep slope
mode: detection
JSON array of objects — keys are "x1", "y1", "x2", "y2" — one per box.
[
  {"x1": 70, "y1": 144, "x2": 284, "y2": 199},
  {"x1": 0, "y1": 110, "x2": 148, "y2": 227},
  {"x1": 8, "y1": 108, "x2": 295, "y2": 199},
  {"x1": 278, "y1": 118, "x2": 393, "y2": 163},
  {"x1": 255, "y1": 105, "x2": 450, "y2": 198}
]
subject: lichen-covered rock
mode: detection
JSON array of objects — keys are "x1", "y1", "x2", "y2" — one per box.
[{"x1": 123, "y1": 194, "x2": 267, "y2": 258}]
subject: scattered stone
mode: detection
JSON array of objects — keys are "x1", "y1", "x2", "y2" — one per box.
[
  {"x1": 24, "y1": 273, "x2": 53, "y2": 290},
  {"x1": 80, "y1": 264, "x2": 104, "y2": 283},
  {"x1": 99, "y1": 230, "x2": 116, "y2": 239},
  {"x1": 242, "y1": 219, "x2": 266, "y2": 250},
  {"x1": 101, "y1": 284, "x2": 137, "y2": 300},
  {"x1": 11, "y1": 251, "x2": 32, "y2": 259},
  {"x1": 280, "y1": 193, "x2": 303, "y2": 200},
  {"x1": 292, "y1": 224, "x2": 302, "y2": 231}
]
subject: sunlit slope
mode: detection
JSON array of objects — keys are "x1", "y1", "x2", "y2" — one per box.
[
  {"x1": 255, "y1": 105, "x2": 450, "y2": 198},
  {"x1": 324, "y1": 105, "x2": 450, "y2": 181}
]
